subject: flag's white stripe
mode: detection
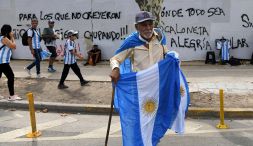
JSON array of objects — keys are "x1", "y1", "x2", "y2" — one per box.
[
  {"x1": 171, "y1": 72, "x2": 187, "y2": 133},
  {"x1": 0, "y1": 114, "x2": 23, "y2": 122},
  {"x1": 137, "y1": 64, "x2": 159, "y2": 146}
]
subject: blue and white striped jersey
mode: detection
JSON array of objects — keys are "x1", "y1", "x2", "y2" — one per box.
[
  {"x1": 28, "y1": 28, "x2": 41, "y2": 49},
  {"x1": 64, "y1": 39, "x2": 76, "y2": 64},
  {"x1": 217, "y1": 40, "x2": 231, "y2": 61},
  {"x1": 0, "y1": 36, "x2": 12, "y2": 64}
]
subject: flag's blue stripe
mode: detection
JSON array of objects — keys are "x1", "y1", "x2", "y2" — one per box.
[
  {"x1": 115, "y1": 32, "x2": 145, "y2": 55},
  {"x1": 152, "y1": 56, "x2": 181, "y2": 145},
  {"x1": 117, "y1": 72, "x2": 144, "y2": 146},
  {"x1": 119, "y1": 58, "x2": 132, "y2": 74}
]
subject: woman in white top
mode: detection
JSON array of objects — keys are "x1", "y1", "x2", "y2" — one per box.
[{"x1": 0, "y1": 24, "x2": 22, "y2": 101}]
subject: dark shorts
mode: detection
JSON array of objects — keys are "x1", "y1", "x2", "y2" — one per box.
[{"x1": 47, "y1": 46, "x2": 57, "y2": 58}]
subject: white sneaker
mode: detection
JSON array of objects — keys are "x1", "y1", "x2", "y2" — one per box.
[
  {"x1": 48, "y1": 67, "x2": 56, "y2": 73},
  {"x1": 24, "y1": 67, "x2": 31, "y2": 76},
  {"x1": 8, "y1": 95, "x2": 22, "y2": 101},
  {"x1": 36, "y1": 74, "x2": 41, "y2": 78}
]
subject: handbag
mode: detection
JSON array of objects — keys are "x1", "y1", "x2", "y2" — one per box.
[{"x1": 40, "y1": 49, "x2": 52, "y2": 60}]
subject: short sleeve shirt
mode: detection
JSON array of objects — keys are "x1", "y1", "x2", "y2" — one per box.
[
  {"x1": 0, "y1": 36, "x2": 12, "y2": 64},
  {"x1": 64, "y1": 39, "x2": 76, "y2": 64},
  {"x1": 28, "y1": 29, "x2": 41, "y2": 49}
]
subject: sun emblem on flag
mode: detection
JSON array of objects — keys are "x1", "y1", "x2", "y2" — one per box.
[
  {"x1": 142, "y1": 98, "x2": 158, "y2": 117},
  {"x1": 180, "y1": 85, "x2": 185, "y2": 97}
]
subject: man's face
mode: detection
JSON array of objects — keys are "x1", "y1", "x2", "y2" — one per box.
[
  {"x1": 31, "y1": 19, "x2": 38, "y2": 28},
  {"x1": 48, "y1": 22, "x2": 54, "y2": 28},
  {"x1": 70, "y1": 35, "x2": 77, "y2": 41},
  {"x1": 136, "y1": 20, "x2": 154, "y2": 40}
]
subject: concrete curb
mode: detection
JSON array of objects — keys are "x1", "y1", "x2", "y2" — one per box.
[
  {"x1": 187, "y1": 107, "x2": 253, "y2": 118},
  {"x1": 0, "y1": 100, "x2": 252, "y2": 118},
  {"x1": 0, "y1": 100, "x2": 109, "y2": 114}
]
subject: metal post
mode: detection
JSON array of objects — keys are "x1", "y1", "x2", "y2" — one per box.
[
  {"x1": 216, "y1": 89, "x2": 229, "y2": 129},
  {"x1": 105, "y1": 85, "x2": 115, "y2": 146},
  {"x1": 26, "y1": 92, "x2": 41, "y2": 138}
]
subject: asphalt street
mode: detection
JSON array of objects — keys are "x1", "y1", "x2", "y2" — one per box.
[
  {"x1": 0, "y1": 109, "x2": 252, "y2": 146},
  {"x1": 1, "y1": 60, "x2": 253, "y2": 146}
]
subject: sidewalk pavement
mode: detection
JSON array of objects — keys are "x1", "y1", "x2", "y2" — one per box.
[{"x1": 0, "y1": 60, "x2": 253, "y2": 118}]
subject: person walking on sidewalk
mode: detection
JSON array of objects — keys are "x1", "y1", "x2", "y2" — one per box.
[
  {"x1": 24, "y1": 18, "x2": 42, "y2": 78},
  {"x1": 58, "y1": 30, "x2": 89, "y2": 89},
  {"x1": 42, "y1": 19, "x2": 59, "y2": 72},
  {"x1": 0, "y1": 24, "x2": 22, "y2": 101}
]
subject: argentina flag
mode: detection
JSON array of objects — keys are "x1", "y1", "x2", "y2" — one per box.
[{"x1": 115, "y1": 55, "x2": 189, "y2": 146}]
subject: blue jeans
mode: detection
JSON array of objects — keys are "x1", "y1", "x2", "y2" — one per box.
[{"x1": 27, "y1": 49, "x2": 42, "y2": 74}]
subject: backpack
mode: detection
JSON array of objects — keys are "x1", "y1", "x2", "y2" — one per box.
[
  {"x1": 22, "y1": 28, "x2": 41, "y2": 46},
  {"x1": 228, "y1": 57, "x2": 241, "y2": 66},
  {"x1": 22, "y1": 28, "x2": 34, "y2": 46},
  {"x1": 42, "y1": 28, "x2": 54, "y2": 44}
]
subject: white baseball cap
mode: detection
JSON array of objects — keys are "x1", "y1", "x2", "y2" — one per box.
[{"x1": 67, "y1": 30, "x2": 78, "y2": 37}]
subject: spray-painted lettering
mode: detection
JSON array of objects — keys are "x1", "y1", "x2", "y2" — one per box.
[
  {"x1": 161, "y1": 7, "x2": 183, "y2": 18},
  {"x1": 84, "y1": 25, "x2": 128, "y2": 41},
  {"x1": 19, "y1": 11, "x2": 121, "y2": 22},
  {"x1": 161, "y1": 7, "x2": 226, "y2": 18},
  {"x1": 241, "y1": 14, "x2": 253, "y2": 28},
  {"x1": 161, "y1": 24, "x2": 209, "y2": 36},
  {"x1": 171, "y1": 36, "x2": 211, "y2": 51},
  {"x1": 230, "y1": 37, "x2": 249, "y2": 49}
]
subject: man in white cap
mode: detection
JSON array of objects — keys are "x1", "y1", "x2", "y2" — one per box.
[
  {"x1": 58, "y1": 30, "x2": 89, "y2": 89},
  {"x1": 110, "y1": 11, "x2": 169, "y2": 83},
  {"x1": 42, "y1": 19, "x2": 59, "y2": 72}
]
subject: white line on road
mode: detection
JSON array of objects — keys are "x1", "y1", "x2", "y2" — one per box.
[
  {"x1": 76, "y1": 122, "x2": 121, "y2": 138},
  {"x1": 0, "y1": 116, "x2": 77, "y2": 142},
  {"x1": 240, "y1": 132, "x2": 253, "y2": 140},
  {"x1": 0, "y1": 114, "x2": 23, "y2": 122},
  {"x1": 2, "y1": 123, "x2": 253, "y2": 143},
  {"x1": 0, "y1": 122, "x2": 121, "y2": 142}
]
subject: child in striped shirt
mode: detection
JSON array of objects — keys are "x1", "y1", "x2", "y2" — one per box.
[{"x1": 58, "y1": 30, "x2": 89, "y2": 89}]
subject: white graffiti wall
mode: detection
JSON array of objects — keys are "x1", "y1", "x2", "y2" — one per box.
[{"x1": 0, "y1": 0, "x2": 252, "y2": 61}]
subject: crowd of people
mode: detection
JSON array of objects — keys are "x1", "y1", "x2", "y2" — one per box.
[
  {"x1": 0, "y1": 18, "x2": 91, "y2": 100},
  {"x1": 1, "y1": 11, "x2": 171, "y2": 103},
  {"x1": 1, "y1": 11, "x2": 189, "y2": 145}
]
